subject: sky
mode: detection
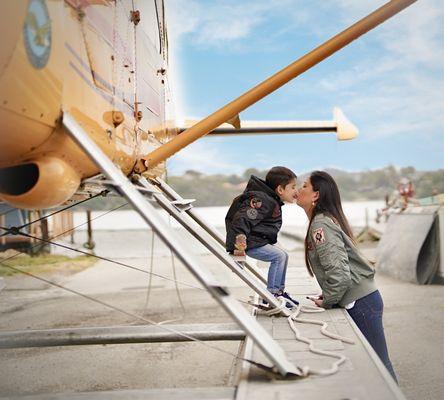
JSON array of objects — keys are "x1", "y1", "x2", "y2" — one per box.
[{"x1": 164, "y1": 0, "x2": 444, "y2": 176}]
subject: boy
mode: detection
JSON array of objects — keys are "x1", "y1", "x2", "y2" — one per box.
[{"x1": 225, "y1": 166, "x2": 298, "y2": 307}]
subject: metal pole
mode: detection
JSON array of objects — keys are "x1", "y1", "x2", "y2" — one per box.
[
  {"x1": 0, "y1": 213, "x2": 5, "y2": 247},
  {"x1": 145, "y1": 0, "x2": 416, "y2": 168},
  {"x1": 0, "y1": 323, "x2": 245, "y2": 349},
  {"x1": 84, "y1": 209, "x2": 95, "y2": 250}
]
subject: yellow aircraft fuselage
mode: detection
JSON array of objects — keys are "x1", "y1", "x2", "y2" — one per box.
[{"x1": 0, "y1": 0, "x2": 170, "y2": 209}]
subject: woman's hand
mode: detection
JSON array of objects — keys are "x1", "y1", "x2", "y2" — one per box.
[
  {"x1": 314, "y1": 298, "x2": 323, "y2": 307},
  {"x1": 307, "y1": 294, "x2": 323, "y2": 307}
]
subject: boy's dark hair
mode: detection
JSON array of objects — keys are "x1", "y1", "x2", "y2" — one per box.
[{"x1": 265, "y1": 166, "x2": 297, "y2": 190}]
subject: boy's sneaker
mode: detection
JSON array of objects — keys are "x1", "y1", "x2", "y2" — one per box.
[
  {"x1": 279, "y1": 291, "x2": 299, "y2": 308},
  {"x1": 255, "y1": 294, "x2": 298, "y2": 310},
  {"x1": 253, "y1": 298, "x2": 272, "y2": 311},
  {"x1": 260, "y1": 298, "x2": 269, "y2": 307}
]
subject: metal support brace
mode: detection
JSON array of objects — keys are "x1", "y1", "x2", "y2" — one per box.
[
  {"x1": 135, "y1": 176, "x2": 290, "y2": 317},
  {"x1": 62, "y1": 112, "x2": 298, "y2": 377},
  {"x1": 170, "y1": 198, "x2": 195, "y2": 211},
  {"x1": 152, "y1": 177, "x2": 267, "y2": 284},
  {"x1": 0, "y1": 323, "x2": 245, "y2": 349}
]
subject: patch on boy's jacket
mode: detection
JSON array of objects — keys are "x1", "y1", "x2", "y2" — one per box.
[
  {"x1": 246, "y1": 208, "x2": 258, "y2": 219},
  {"x1": 250, "y1": 197, "x2": 262, "y2": 209},
  {"x1": 272, "y1": 204, "x2": 281, "y2": 218},
  {"x1": 312, "y1": 227, "x2": 325, "y2": 245}
]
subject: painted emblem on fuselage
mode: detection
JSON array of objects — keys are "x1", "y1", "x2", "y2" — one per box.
[{"x1": 23, "y1": 0, "x2": 51, "y2": 69}]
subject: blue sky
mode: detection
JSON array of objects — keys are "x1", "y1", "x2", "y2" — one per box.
[{"x1": 165, "y1": 0, "x2": 444, "y2": 176}]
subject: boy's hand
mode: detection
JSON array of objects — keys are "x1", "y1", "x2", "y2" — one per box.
[{"x1": 234, "y1": 234, "x2": 247, "y2": 256}]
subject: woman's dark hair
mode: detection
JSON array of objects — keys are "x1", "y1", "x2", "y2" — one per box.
[
  {"x1": 265, "y1": 166, "x2": 297, "y2": 190},
  {"x1": 304, "y1": 171, "x2": 354, "y2": 276}
]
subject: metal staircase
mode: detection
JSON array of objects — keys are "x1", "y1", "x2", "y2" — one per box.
[{"x1": 62, "y1": 112, "x2": 298, "y2": 377}]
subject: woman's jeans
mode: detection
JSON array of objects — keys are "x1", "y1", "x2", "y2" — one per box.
[
  {"x1": 347, "y1": 290, "x2": 398, "y2": 383},
  {"x1": 246, "y1": 244, "x2": 288, "y2": 294}
]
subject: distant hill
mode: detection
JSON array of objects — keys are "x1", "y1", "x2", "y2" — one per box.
[
  {"x1": 167, "y1": 166, "x2": 444, "y2": 207},
  {"x1": 76, "y1": 166, "x2": 444, "y2": 209}
]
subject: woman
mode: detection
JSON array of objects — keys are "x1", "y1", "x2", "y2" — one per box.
[{"x1": 296, "y1": 170, "x2": 397, "y2": 382}]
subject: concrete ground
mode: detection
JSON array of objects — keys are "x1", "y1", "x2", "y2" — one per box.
[
  {"x1": 0, "y1": 229, "x2": 443, "y2": 399},
  {"x1": 0, "y1": 230, "x2": 253, "y2": 396},
  {"x1": 375, "y1": 273, "x2": 444, "y2": 400}
]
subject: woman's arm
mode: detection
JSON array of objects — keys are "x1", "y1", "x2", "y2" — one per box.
[{"x1": 310, "y1": 220, "x2": 352, "y2": 308}]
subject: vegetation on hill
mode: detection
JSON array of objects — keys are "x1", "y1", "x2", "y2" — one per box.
[
  {"x1": 167, "y1": 166, "x2": 444, "y2": 207},
  {"x1": 74, "y1": 166, "x2": 444, "y2": 209}
]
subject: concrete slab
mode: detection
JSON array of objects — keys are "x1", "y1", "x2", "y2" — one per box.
[{"x1": 236, "y1": 263, "x2": 406, "y2": 400}]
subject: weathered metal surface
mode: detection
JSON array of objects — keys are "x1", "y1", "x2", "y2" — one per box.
[{"x1": 377, "y1": 206, "x2": 441, "y2": 284}]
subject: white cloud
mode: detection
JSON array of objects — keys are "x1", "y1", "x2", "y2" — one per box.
[
  {"x1": 165, "y1": 0, "x2": 201, "y2": 41},
  {"x1": 377, "y1": 0, "x2": 444, "y2": 68},
  {"x1": 166, "y1": 0, "x2": 295, "y2": 49},
  {"x1": 318, "y1": 0, "x2": 444, "y2": 68},
  {"x1": 166, "y1": 0, "x2": 444, "y2": 143},
  {"x1": 312, "y1": 0, "x2": 444, "y2": 139},
  {"x1": 166, "y1": 139, "x2": 244, "y2": 175}
]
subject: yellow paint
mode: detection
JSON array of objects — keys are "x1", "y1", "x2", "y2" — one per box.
[
  {"x1": 0, "y1": 0, "x2": 171, "y2": 209},
  {"x1": 0, "y1": 156, "x2": 80, "y2": 209}
]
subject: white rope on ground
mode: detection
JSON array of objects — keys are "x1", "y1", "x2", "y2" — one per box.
[
  {"x1": 291, "y1": 304, "x2": 355, "y2": 344},
  {"x1": 262, "y1": 296, "x2": 287, "y2": 317},
  {"x1": 287, "y1": 303, "x2": 354, "y2": 377},
  {"x1": 257, "y1": 295, "x2": 355, "y2": 377}
]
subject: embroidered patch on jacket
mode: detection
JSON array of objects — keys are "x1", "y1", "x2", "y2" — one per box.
[
  {"x1": 246, "y1": 208, "x2": 258, "y2": 220},
  {"x1": 250, "y1": 197, "x2": 262, "y2": 209},
  {"x1": 312, "y1": 228, "x2": 325, "y2": 245},
  {"x1": 272, "y1": 204, "x2": 281, "y2": 218}
]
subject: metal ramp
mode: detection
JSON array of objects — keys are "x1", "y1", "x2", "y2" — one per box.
[
  {"x1": 235, "y1": 265, "x2": 407, "y2": 400},
  {"x1": 62, "y1": 112, "x2": 298, "y2": 377},
  {"x1": 377, "y1": 206, "x2": 442, "y2": 284}
]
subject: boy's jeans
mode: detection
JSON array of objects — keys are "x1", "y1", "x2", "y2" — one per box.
[{"x1": 246, "y1": 244, "x2": 288, "y2": 294}]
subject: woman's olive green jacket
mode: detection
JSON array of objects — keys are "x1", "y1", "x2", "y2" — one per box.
[{"x1": 307, "y1": 213, "x2": 377, "y2": 309}]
